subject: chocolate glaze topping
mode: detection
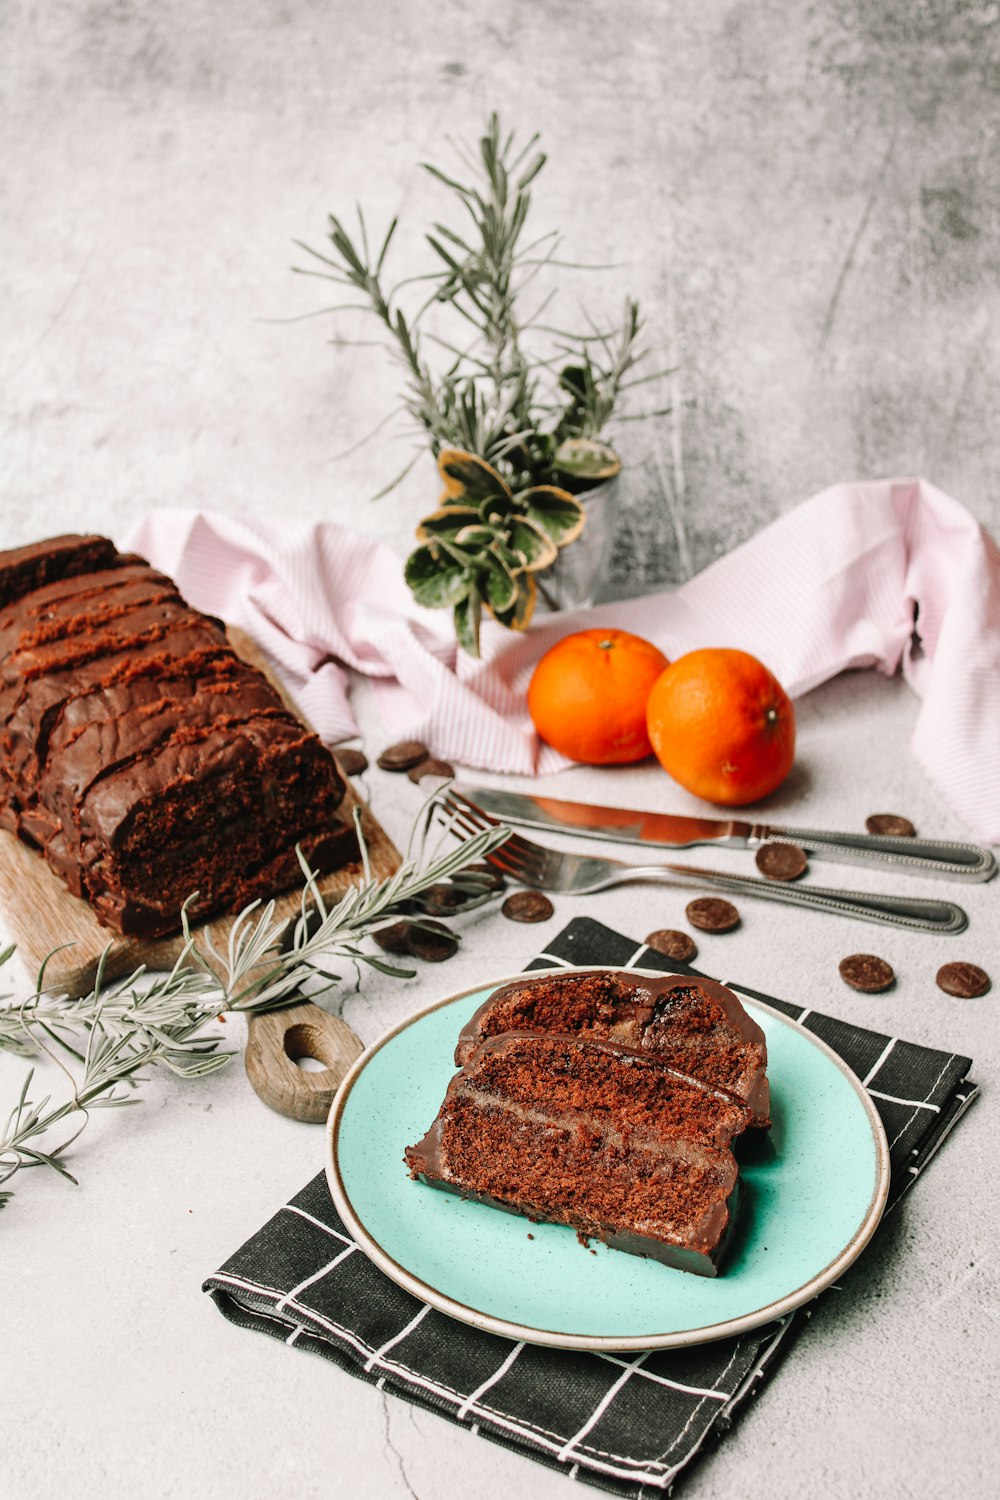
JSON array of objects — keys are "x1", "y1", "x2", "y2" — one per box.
[
  {"x1": 456, "y1": 968, "x2": 771, "y2": 1128},
  {"x1": 0, "y1": 535, "x2": 125, "y2": 609},
  {"x1": 0, "y1": 532, "x2": 356, "y2": 937},
  {"x1": 406, "y1": 1030, "x2": 751, "y2": 1277}
]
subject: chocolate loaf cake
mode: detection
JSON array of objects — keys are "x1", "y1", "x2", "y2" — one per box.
[
  {"x1": 456, "y1": 969, "x2": 770, "y2": 1128},
  {"x1": 0, "y1": 533, "x2": 357, "y2": 937},
  {"x1": 405, "y1": 1031, "x2": 752, "y2": 1276},
  {"x1": 0, "y1": 534, "x2": 127, "y2": 609}
]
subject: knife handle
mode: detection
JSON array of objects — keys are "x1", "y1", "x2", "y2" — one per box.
[{"x1": 757, "y1": 825, "x2": 996, "y2": 883}]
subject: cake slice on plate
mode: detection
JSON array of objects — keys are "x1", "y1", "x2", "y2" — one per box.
[
  {"x1": 405, "y1": 1030, "x2": 752, "y2": 1277},
  {"x1": 456, "y1": 968, "x2": 770, "y2": 1128}
]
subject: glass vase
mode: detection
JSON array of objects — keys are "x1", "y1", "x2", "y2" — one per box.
[{"x1": 534, "y1": 478, "x2": 619, "y2": 613}]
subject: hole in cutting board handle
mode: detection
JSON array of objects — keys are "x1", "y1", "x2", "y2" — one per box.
[
  {"x1": 283, "y1": 1023, "x2": 328, "y2": 1068},
  {"x1": 294, "y1": 1055, "x2": 327, "y2": 1072},
  {"x1": 244, "y1": 1003, "x2": 365, "y2": 1123}
]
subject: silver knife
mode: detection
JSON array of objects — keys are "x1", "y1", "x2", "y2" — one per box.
[{"x1": 455, "y1": 784, "x2": 997, "y2": 883}]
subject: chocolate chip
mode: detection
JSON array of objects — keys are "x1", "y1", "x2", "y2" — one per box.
[
  {"x1": 501, "y1": 891, "x2": 554, "y2": 924},
  {"x1": 416, "y1": 882, "x2": 465, "y2": 915},
  {"x1": 644, "y1": 929, "x2": 698, "y2": 962},
  {"x1": 936, "y1": 961, "x2": 991, "y2": 998},
  {"x1": 373, "y1": 916, "x2": 458, "y2": 961},
  {"x1": 377, "y1": 739, "x2": 430, "y2": 772},
  {"x1": 838, "y1": 953, "x2": 895, "y2": 993},
  {"x1": 373, "y1": 920, "x2": 413, "y2": 956},
  {"x1": 404, "y1": 919, "x2": 459, "y2": 963},
  {"x1": 685, "y1": 898, "x2": 740, "y2": 933},
  {"x1": 407, "y1": 756, "x2": 455, "y2": 783},
  {"x1": 755, "y1": 842, "x2": 808, "y2": 881},
  {"x1": 334, "y1": 747, "x2": 369, "y2": 776},
  {"x1": 865, "y1": 813, "x2": 916, "y2": 837}
]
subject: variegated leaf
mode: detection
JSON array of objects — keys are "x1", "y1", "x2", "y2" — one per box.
[
  {"x1": 404, "y1": 544, "x2": 471, "y2": 610},
  {"x1": 507, "y1": 515, "x2": 558, "y2": 572},
  {"x1": 416, "y1": 506, "x2": 481, "y2": 541},
  {"x1": 438, "y1": 447, "x2": 512, "y2": 506},
  {"x1": 522, "y1": 486, "x2": 586, "y2": 547},
  {"x1": 492, "y1": 571, "x2": 537, "y2": 632},
  {"x1": 453, "y1": 591, "x2": 483, "y2": 656},
  {"x1": 477, "y1": 489, "x2": 516, "y2": 525},
  {"x1": 553, "y1": 437, "x2": 621, "y2": 482},
  {"x1": 455, "y1": 524, "x2": 500, "y2": 548},
  {"x1": 480, "y1": 549, "x2": 518, "y2": 614}
]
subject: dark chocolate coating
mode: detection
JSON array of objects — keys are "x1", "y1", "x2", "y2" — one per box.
[
  {"x1": 406, "y1": 1031, "x2": 751, "y2": 1277},
  {"x1": 1, "y1": 624, "x2": 232, "y2": 803},
  {"x1": 404, "y1": 1170, "x2": 743, "y2": 1278},
  {"x1": 0, "y1": 535, "x2": 124, "y2": 610},
  {"x1": 40, "y1": 678, "x2": 292, "y2": 833},
  {"x1": 0, "y1": 567, "x2": 179, "y2": 662},
  {"x1": 0, "y1": 533, "x2": 354, "y2": 937},
  {"x1": 456, "y1": 968, "x2": 771, "y2": 1128}
]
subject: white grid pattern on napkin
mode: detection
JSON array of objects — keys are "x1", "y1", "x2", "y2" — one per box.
[{"x1": 205, "y1": 918, "x2": 977, "y2": 1498}]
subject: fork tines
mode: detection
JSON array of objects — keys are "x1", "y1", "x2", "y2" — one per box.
[{"x1": 437, "y1": 789, "x2": 541, "y2": 886}]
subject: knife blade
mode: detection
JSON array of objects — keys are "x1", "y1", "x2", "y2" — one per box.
[{"x1": 453, "y1": 784, "x2": 997, "y2": 882}]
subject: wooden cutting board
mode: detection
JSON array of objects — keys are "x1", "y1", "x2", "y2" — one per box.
[{"x1": 0, "y1": 629, "x2": 400, "y2": 997}]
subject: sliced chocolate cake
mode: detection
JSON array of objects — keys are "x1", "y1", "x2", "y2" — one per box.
[
  {"x1": 405, "y1": 1031, "x2": 752, "y2": 1276},
  {"x1": 456, "y1": 968, "x2": 770, "y2": 1128},
  {"x1": 0, "y1": 533, "x2": 357, "y2": 937},
  {"x1": 0, "y1": 622, "x2": 235, "y2": 828},
  {"x1": 0, "y1": 535, "x2": 127, "y2": 609}
]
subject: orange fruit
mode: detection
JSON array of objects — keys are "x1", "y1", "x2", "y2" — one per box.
[
  {"x1": 528, "y1": 628, "x2": 669, "y2": 764},
  {"x1": 646, "y1": 648, "x2": 795, "y2": 805}
]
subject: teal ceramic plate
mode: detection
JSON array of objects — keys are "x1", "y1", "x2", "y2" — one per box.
[{"x1": 325, "y1": 968, "x2": 891, "y2": 1351}]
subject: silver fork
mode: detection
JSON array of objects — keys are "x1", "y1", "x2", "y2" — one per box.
[{"x1": 440, "y1": 790, "x2": 969, "y2": 935}]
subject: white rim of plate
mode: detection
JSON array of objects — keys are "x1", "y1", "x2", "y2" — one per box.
[{"x1": 325, "y1": 966, "x2": 892, "y2": 1352}]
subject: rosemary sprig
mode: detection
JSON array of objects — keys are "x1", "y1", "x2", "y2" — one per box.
[
  {"x1": 0, "y1": 812, "x2": 508, "y2": 1209},
  {"x1": 294, "y1": 112, "x2": 667, "y2": 493}
]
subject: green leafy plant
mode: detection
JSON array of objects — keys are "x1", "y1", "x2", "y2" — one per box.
[
  {"x1": 295, "y1": 113, "x2": 669, "y2": 653},
  {"x1": 0, "y1": 810, "x2": 507, "y2": 1209},
  {"x1": 404, "y1": 447, "x2": 587, "y2": 652}
]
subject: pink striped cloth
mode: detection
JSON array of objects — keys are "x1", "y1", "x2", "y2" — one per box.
[{"x1": 127, "y1": 478, "x2": 1000, "y2": 842}]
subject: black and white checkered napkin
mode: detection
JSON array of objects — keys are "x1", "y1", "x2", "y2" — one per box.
[{"x1": 205, "y1": 917, "x2": 978, "y2": 1496}]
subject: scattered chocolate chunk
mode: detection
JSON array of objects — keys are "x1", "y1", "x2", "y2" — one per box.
[
  {"x1": 838, "y1": 953, "x2": 895, "y2": 993},
  {"x1": 374, "y1": 917, "x2": 458, "y2": 962},
  {"x1": 373, "y1": 920, "x2": 413, "y2": 956},
  {"x1": 405, "y1": 919, "x2": 459, "y2": 963},
  {"x1": 865, "y1": 813, "x2": 916, "y2": 837},
  {"x1": 407, "y1": 756, "x2": 455, "y2": 784},
  {"x1": 685, "y1": 897, "x2": 740, "y2": 933},
  {"x1": 755, "y1": 842, "x2": 808, "y2": 881},
  {"x1": 936, "y1": 961, "x2": 991, "y2": 998},
  {"x1": 334, "y1": 746, "x2": 369, "y2": 776},
  {"x1": 502, "y1": 891, "x2": 554, "y2": 924},
  {"x1": 644, "y1": 929, "x2": 698, "y2": 963},
  {"x1": 417, "y1": 882, "x2": 466, "y2": 915},
  {"x1": 377, "y1": 739, "x2": 430, "y2": 772}
]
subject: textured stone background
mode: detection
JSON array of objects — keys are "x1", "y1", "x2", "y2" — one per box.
[
  {"x1": 3, "y1": 0, "x2": 999, "y2": 585},
  {"x1": 2, "y1": 10, "x2": 998, "y2": 1500}
]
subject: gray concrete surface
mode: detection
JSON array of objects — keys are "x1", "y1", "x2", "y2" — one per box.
[
  {"x1": 3, "y1": 2, "x2": 999, "y2": 587},
  {"x1": 2, "y1": 671, "x2": 998, "y2": 1500},
  {"x1": 2, "y1": 4, "x2": 999, "y2": 1499}
]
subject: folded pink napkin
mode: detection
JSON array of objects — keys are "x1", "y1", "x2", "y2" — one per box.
[{"x1": 127, "y1": 478, "x2": 1000, "y2": 842}]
